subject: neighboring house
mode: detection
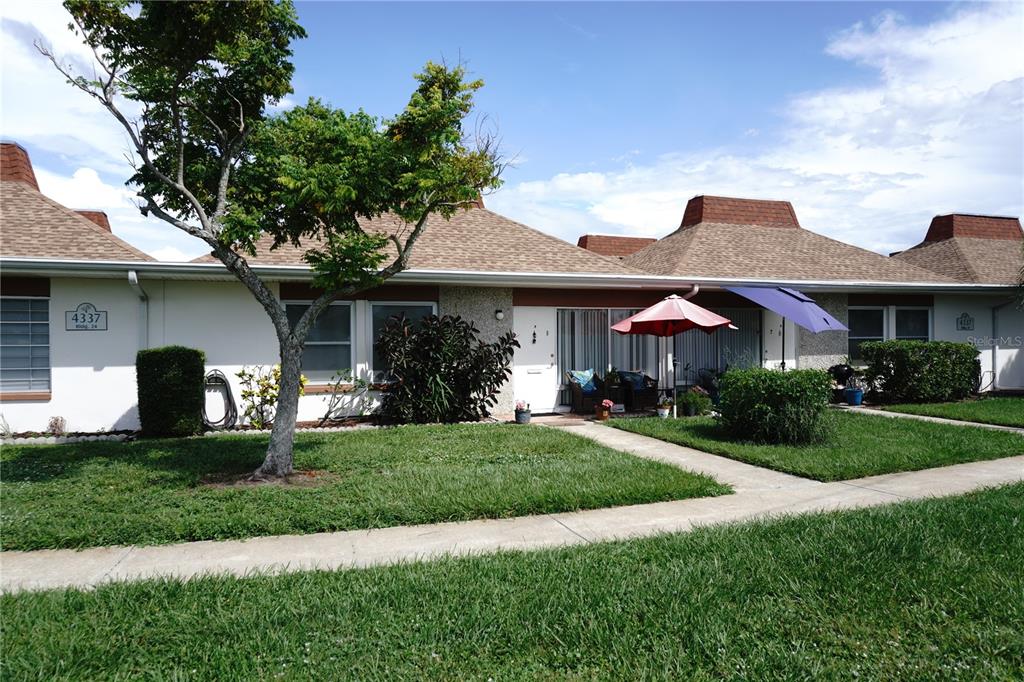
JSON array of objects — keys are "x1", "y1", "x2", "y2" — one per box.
[{"x1": 1, "y1": 141, "x2": 1021, "y2": 432}]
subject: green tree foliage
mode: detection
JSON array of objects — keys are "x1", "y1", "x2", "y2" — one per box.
[
  {"x1": 377, "y1": 315, "x2": 519, "y2": 424},
  {"x1": 45, "y1": 1, "x2": 501, "y2": 476}
]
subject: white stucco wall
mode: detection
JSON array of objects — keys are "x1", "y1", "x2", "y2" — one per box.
[
  {"x1": 933, "y1": 294, "x2": 1023, "y2": 390},
  {"x1": 1, "y1": 277, "x2": 144, "y2": 432}
]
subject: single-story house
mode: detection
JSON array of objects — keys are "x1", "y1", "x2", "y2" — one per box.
[{"x1": 2, "y1": 141, "x2": 1022, "y2": 432}]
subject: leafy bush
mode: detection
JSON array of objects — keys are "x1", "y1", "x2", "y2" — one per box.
[
  {"x1": 236, "y1": 365, "x2": 308, "y2": 429},
  {"x1": 377, "y1": 314, "x2": 519, "y2": 423},
  {"x1": 136, "y1": 346, "x2": 206, "y2": 437},
  {"x1": 860, "y1": 340, "x2": 980, "y2": 403},
  {"x1": 676, "y1": 387, "x2": 712, "y2": 416},
  {"x1": 718, "y1": 368, "x2": 834, "y2": 445}
]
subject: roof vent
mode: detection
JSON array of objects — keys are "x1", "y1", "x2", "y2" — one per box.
[
  {"x1": 0, "y1": 142, "x2": 39, "y2": 191},
  {"x1": 76, "y1": 210, "x2": 112, "y2": 232},
  {"x1": 680, "y1": 195, "x2": 800, "y2": 228},
  {"x1": 924, "y1": 214, "x2": 1022, "y2": 242}
]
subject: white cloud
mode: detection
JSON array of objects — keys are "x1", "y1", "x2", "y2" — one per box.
[
  {"x1": 489, "y1": 4, "x2": 1024, "y2": 254},
  {"x1": 149, "y1": 246, "x2": 198, "y2": 263}
]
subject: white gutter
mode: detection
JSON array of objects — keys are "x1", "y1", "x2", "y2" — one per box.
[
  {"x1": 127, "y1": 270, "x2": 149, "y2": 350},
  {"x1": 0, "y1": 257, "x2": 1016, "y2": 294}
]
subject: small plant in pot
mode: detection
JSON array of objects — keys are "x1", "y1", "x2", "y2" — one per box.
[
  {"x1": 677, "y1": 386, "x2": 712, "y2": 417},
  {"x1": 844, "y1": 375, "x2": 866, "y2": 406},
  {"x1": 656, "y1": 396, "x2": 674, "y2": 419},
  {"x1": 595, "y1": 398, "x2": 614, "y2": 421},
  {"x1": 514, "y1": 400, "x2": 531, "y2": 424}
]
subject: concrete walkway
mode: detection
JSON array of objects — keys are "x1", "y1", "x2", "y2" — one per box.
[
  {"x1": 840, "y1": 405, "x2": 1024, "y2": 434},
  {"x1": 552, "y1": 422, "x2": 820, "y2": 493},
  {"x1": 3, "y1": 428, "x2": 1021, "y2": 593}
]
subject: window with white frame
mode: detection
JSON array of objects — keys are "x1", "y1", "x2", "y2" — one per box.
[
  {"x1": 285, "y1": 302, "x2": 352, "y2": 382},
  {"x1": 371, "y1": 302, "x2": 436, "y2": 379},
  {"x1": 0, "y1": 297, "x2": 51, "y2": 392},
  {"x1": 848, "y1": 307, "x2": 885, "y2": 363}
]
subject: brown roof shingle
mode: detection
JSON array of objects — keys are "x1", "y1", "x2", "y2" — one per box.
[
  {"x1": 194, "y1": 208, "x2": 647, "y2": 275},
  {"x1": 576, "y1": 234, "x2": 657, "y2": 257},
  {"x1": 625, "y1": 196, "x2": 955, "y2": 283},
  {"x1": 680, "y1": 195, "x2": 800, "y2": 229},
  {"x1": 0, "y1": 142, "x2": 39, "y2": 190},
  {"x1": 1, "y1": 179, "x2": 153, "y2": 262},
  {"x1": 923, "y1": 214, "x2": 1022, "y2": 242},
  {"x1": 892, "y1": 215, "x2": 1023, "y2": 285}
]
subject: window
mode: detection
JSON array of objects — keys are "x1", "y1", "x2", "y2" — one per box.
[
  {"x1": 895, "y1": 308, "x2": 930, "y2": 341},
  {"x1": 371, "y1": 302, "x2": 435, "y2": 379},
  {"x1": 848, "y1": 307, "x2": 885, "y2": 363},
  {"x1": 1, "y1": 298, "x2": 50, "y2": 392},
  {"x1": 285, "y1": 302, "x2": 352, "y2": 382}
]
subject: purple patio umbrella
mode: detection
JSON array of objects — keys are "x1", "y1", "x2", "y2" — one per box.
[{"x1": 725, "y1": 286, "x2": 847, "y2": 370}]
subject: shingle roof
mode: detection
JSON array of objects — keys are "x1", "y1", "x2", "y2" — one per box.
[
  {"x1": 576, "y1": 234, "x2": 656, "y2": 257},
  {"x1": 1, "y1": 168, "x2": 153, "y2": 262},
  {"x1": 193, "y1": 207, "x2": 647, "y2": 275},
  {"x1": 680, "y1": 195, "x2": 800, "y2": 229},
  {"x1": 892, "y1": 215, "x2": 1023, "y2": 285},
  {"x1": 625, "y1": 196, "x2": 956, "y2": 283}
]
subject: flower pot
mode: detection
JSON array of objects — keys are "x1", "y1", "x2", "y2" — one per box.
[
  {"x1": 656, "y1": 407, "x2": 670, "y2": 419},
  {"x1": 844, "y1": 388, "x2": 864, "y2": 406},
  {"x1": 514, "y1": 409, "x2": 531, "y2": 424},
  {"x1": 594, "y1": 406, "x2": 610, "y2": 421}
]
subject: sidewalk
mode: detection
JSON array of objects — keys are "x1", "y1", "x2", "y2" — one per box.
[
  {"x1": 3, "y1": 429, "x2": 1020, "y2": 594},
  {"x1": 839, "y1": 405, "x2": 1024, "y2": 434}
]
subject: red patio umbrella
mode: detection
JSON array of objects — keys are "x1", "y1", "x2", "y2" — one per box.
[{"x1": 611, "y1": 294, "x2": 735, "y2": 417}]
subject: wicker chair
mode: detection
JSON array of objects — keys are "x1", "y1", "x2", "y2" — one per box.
[
  {"x1": 621, "y1": 372, "x2": 659, "y2": 411},
  {"x1": 565, "y1": 371, "x2": 606, "y2": 414}
]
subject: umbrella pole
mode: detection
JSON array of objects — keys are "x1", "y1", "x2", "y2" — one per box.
[
  {"x1": 781, "y1": 319, "x2": 786, "y2": 371},
  {"x1": 672, "y1": 358, "x2": 677, "y2": 419}
]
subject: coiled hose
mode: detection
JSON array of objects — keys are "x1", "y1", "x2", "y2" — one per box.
[{"x1": 202, "y1": 369, "x2": 238, "y2": 430}]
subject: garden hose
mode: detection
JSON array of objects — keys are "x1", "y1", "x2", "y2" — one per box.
[{"x1": 202, "y1": 369, "x2": 238, "y2": 430}]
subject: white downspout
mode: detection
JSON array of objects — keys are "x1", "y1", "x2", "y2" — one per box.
[
  {"x1": 681, "y1": 284, "x2": 700, "y2": 300},
  {"x1": 127, "y1": 270, "x2": 149, "y2": 350}
]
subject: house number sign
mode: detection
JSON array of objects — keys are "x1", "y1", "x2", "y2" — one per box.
[
  {"x1": 955, "y1": 313, "x2": 974, "y2": 332},
  {"x1": 65, "y1": 302, "x2": 108, "y2": 331}
]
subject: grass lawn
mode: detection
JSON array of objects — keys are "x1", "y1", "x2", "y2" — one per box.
[
  {"x1": 884, "y1": 397, "x2": 1024, "y2": 428},
  {"x1": 0, "y1": 424, "x2": 727, "y2": 552},
  {"x1": 3, "y1": 484, "x2": 1021, "y2": 680},
  {"x1": 609, "y1": 411, "x2": 1023, "y2": 481}
]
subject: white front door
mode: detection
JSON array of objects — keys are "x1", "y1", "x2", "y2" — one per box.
[{"x1": 512, "y1": 306, "x2": 560, "y2": 412}]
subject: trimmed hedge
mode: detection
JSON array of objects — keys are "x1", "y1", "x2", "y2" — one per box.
[
  {"x1": 718, "y1": 368, "x2": 834, "y2": 445},
  {"x1": 136, "y1": 346, "x2": 206, "y2": 437},
  {"x1": 860, "y1": 340, "x2": 980, "y2": 404}
]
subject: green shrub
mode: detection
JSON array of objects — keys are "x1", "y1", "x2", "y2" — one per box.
[
  {"x1": 718, "y1": 368, "x2": 834, "y2": 445},
  {"x1": 860, "y1": 340, "x2": 980, "y2": 403},
  {"x1": 676, "y1": 387, "x2": 713, "y2": 416},
  {"x1": 377, "y1": 314, "x2": 519, "y2": 424},
  {"x1": 136, "y1": 346, "x2": 206, "y2": 437}
]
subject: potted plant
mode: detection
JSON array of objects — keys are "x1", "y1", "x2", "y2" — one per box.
[
  {"x1": 844, "y1": 376, "x2": 866, "y2": 406},
  {"x1": 656, "y1": 396, "x2": 673, "y2": 419},
  {"x1": 514, "y1": 400, "x2": 531, "y2": 424},
  {"x1": 828, "y1": 361, "x2": 856, "y2": 404},
  {"x1": 595, "y1": 398, "x2": 614, "y2": 421},
  {"x1": 677, "y1": 386, "x2": 712, "y2": 417}
]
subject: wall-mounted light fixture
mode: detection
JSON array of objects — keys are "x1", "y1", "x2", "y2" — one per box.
[{"x1": 495, "y1": 309, "x2": 505, "y2": 321}]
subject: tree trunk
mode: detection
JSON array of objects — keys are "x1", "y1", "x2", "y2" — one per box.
[{"x1": 255, "y1": 340, "x2": 303, "y2": 478}]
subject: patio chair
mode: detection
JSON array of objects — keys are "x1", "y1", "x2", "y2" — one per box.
[
  {"x1": 620, "y1": 371, "x2": 659, "y2": 411},
  {"x1": 565, "y1": 370, "x2": 606, "y2": 414}
]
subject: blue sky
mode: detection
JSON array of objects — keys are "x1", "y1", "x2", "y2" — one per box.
[{"x1": 2, "y1": 1, "x2": 1021, "y2": 261}]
